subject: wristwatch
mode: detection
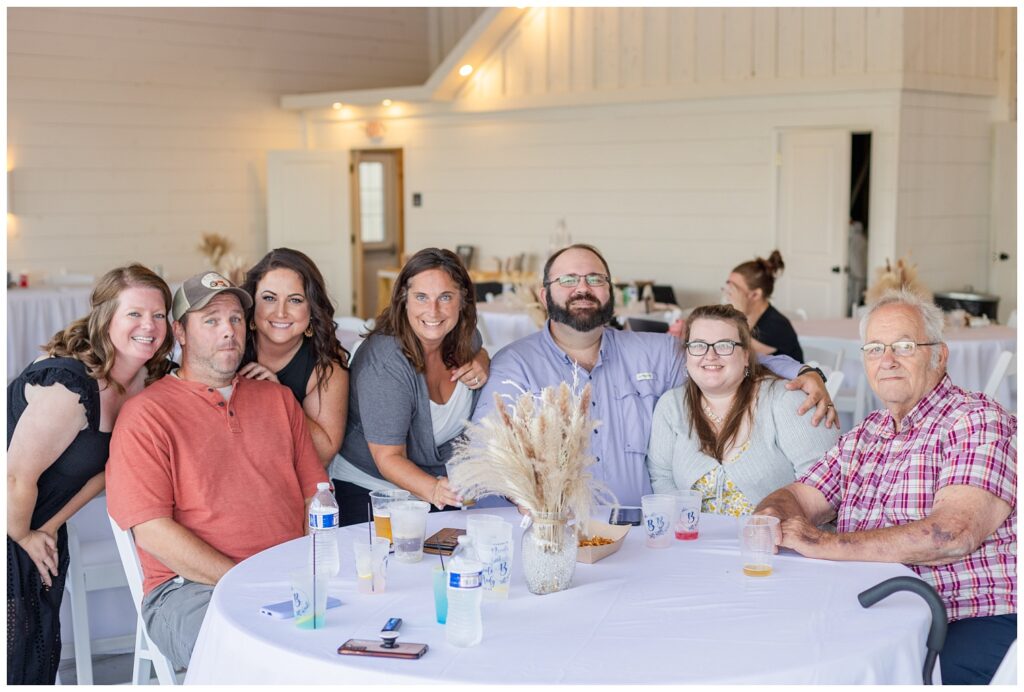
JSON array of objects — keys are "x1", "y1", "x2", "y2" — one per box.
[{"x1": 798, "y1": 365, "x2": 828, "y2": 382}]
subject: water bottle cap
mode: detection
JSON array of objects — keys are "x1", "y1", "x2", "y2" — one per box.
[{"x1": 317, "y1": 482, "x2": 330, "y2": 491}]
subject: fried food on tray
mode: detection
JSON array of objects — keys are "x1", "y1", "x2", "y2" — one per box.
[{"x1": 579, "y1": 535, "x2": 615, "y2": 547}]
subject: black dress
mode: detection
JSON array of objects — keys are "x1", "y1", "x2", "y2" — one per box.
[
  {"x1": 275, "y1": 337, "x2": 316, "y2": 405},
  {"x1": 752, "y1": 304, "x2": 804, "y2": 363},
  {"x1": 7, "y1": 358, "x2": 109, "y2": 685}
]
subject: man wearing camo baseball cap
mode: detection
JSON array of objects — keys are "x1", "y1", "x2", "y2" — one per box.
[
  {"x1": 171, "y1": 270, "x2": 253, "y2": 322},
  {"x1": 106, "y1": 268, "x2": 326, "y2": 669}
]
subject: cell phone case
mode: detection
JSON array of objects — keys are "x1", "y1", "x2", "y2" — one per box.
[
  {"x1": 422, "y1": 527, "x2": 466, "y2": 555},
  {"x1": 338, "y1": 639, "x2": 428, "y2": 659}
]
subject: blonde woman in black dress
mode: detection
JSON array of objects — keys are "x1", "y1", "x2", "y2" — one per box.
[{"x1": 7, "y1": 264, "x2": 173, "y2": 684}]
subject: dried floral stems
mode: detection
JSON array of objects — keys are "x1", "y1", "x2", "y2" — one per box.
[
  {"x1": 197, "y1": 232, "x2": 246, "y2": 285},
  {"x1": 865, "y1": 256, "x2": 932, "y2": 305},
  {"x1": 449, "y1": 368, "x2": 617, "y2": 536}
]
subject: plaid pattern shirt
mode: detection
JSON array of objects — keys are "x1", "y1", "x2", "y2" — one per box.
[{"x1": 800, "y1": 375, "x2": 1016, "y2": 621}]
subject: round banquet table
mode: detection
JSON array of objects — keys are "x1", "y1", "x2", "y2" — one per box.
[
  {"x1": 184, "y1": 508, "x2": 934, "y2": 685},
  {"x1": 7, "y1": 285, "x2": 93, "y2": 381}
]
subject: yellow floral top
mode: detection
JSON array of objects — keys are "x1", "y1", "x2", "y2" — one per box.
[{"x1": 692, "y1": 440, "x2": 755, "y2": 517}]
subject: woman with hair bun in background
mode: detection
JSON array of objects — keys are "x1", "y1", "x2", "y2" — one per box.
[{"x1": 723, "y1": 250, "x2": 803, "y2": 362}]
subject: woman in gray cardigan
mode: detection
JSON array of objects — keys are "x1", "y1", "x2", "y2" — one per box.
[
  {"x1": 330, "y1": 248, "x2": 489, "y2": 526},
  {"x1": 646, "y1": 304, "x2": 838, "y2": 515}
]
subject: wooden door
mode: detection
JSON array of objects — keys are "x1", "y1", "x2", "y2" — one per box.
[{"x1": 351, "y1": 150, "x2": 404, "y2": 319}]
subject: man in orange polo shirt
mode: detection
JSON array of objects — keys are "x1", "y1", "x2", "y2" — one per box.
[{"x1": 106, "y1": 271, "x2": 327, "y2": 670}]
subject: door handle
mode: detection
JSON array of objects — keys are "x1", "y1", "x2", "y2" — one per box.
[
  {"x1": 831, "y1": 266, "x2": 842, "y2": 274},
  {"x1": 997, "y1": 252, "x2": 1010, "y2": 261}
]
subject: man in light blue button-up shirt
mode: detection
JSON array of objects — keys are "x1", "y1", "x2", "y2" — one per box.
[{"x1": 472, "y1": 244, "x2": 836, "y2": 507}]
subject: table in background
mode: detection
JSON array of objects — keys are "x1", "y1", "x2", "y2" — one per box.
[
  {"x1": 797, "y1": 319, "x2": 1017, "y2": 416},
  {"x1": 476, "y1": 301, "x2": 541, "y2": 352},
  {"x1": 7, "y1": 285, "x2": 93, "y2": 381},
  {"x1": 377, "y1": 268, "x2": 539, "y2": 316},
  {"x1": 186, "y1": 508, "x2": 933, "y2": 684}
]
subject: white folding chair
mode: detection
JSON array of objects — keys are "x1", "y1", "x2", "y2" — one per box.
[
  {"x1": 983, "y1": 351, "x2": 1016, "y2": 398},
  {"x1": 824, "y1": 370, "x2": 845, "y2": 400},
  {"x1": 801, "y1": 344, "x2": 847, "y2": 404},
  {"x1": 1006, "y1": 309, "x2": 1017, "y2": 329},
  {"x1": 65, "y1": 518, "x2": 131, "y2": 685},
  {"x1": 802, "y1": 345, "x2": 844, "y2": 374},
  {"x1": 333, "y1": 315, "x2": 370, "y2": 335},
  {"x1": 107, "y1": 515, "x2": 179, "y2": 685}
]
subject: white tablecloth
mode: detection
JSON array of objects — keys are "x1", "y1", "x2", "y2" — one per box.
[
  {"x1": 186, "y1": 508, "x2": 933, "y2": 684},
  {"x1": 7, "y1": 285, "x2": 93, "y2": 381},
  {"x1": 797, "y1": 319, "x2": 1017, "y2": 414},
  {"x1": 476, "y1": 302, "x2": 540, "y2": 352}
]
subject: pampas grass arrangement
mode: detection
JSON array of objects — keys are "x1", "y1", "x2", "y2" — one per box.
[
  {"x1": 448, "y1": 371, "x2": 616, "y2": 535},
  {"x1": 865, "y1": 257, "x2": 932, "y2": 305},
  {"x1": 197, "y1": 232, "x2": 247, "y2": 285}
]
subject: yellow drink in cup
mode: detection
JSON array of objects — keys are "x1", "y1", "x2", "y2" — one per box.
[
  {"x1": 373, "y1": 513, "x2": 392, "y2": 542},
  {"x1": 739, "y1": 516, "x2": 779, "y2": 578},
  {"x1": 369, "y1": 489, "x2": 411, "y2": 545},
  {"x1": 743, "y1": 563, "x2": 773, "y2": 577}
]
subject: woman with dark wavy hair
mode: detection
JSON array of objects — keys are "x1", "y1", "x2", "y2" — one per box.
[
  {"x1": 7, "y1": 264, "x2": 173, "y2": 684},
  {"x1": 330, "y1": 247, "x2": 490, "y2": 525},
  {"x1": 240, "y1": 248, "x2": 350, "y2": 465}
]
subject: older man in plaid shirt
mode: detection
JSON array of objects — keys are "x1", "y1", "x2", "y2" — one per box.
[{"x1": 756, "y1": 289, "x2": 1016, "y2": 685}]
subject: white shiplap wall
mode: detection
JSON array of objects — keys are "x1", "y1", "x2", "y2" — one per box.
[
  {"x1": 458, "y1": 7, "x2": 998, "y2": 110},
  {"x1": 895, "y1": 92, "x2": 996, "y2": 293},
  {"x1": 299, "y1": 6, "x2": 1011, "y2": 310},
  {"x1": 308, "y1": 90, "x2": 901, "y2": 310},
  {"x1": 7, "y1": 7, "x2": 433, "y2": 282}
]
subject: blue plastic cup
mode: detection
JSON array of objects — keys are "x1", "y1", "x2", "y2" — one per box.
[{"x1": 433, "y1": 566, "x2": 448, "y2": 624}]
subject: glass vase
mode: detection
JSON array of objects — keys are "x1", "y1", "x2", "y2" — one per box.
[{"x1": 521, "y1": 511, "x2": 577, "y2": 595}]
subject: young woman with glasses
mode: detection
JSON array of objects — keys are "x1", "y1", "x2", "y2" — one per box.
[{"x1": 646, "y1": 304, "x2": 838, "y2": 516}]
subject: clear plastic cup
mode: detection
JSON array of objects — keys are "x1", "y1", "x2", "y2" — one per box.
[
  {"x1": 352, "y1": 537, "x2": 390, "y2": 594},
  {"x1": 389, "y1": 500, "x2": 430, "y2": 563},
  {"x1": 640, "y1": 494, "x2": 677, "y2": 548},
  {"x1": 674, "y1": 489, "x2": 703, "y2": 540},
  {"x1": 433, "y1": 565, "x2": 448, "y2": 624},
  {"x1": 289, "y1": 567, "x2": 329, "y2": 629},
  {"x1": 369, "y1": 489, "x2": 411, "y2": 544},
  {"x1": 740, "y1": 515, "x2": 780, "y2": 577},
  {"x1": 467, "y1": 514, "x2": 514, "y2": 599}
]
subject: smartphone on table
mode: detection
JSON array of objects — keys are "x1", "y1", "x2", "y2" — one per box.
[
  {"x1": 338, "y1": 640, "x2": 428, "y2": 659},
  {"x1": 609, "y1": 506, "x2": 642, "y2": 526}
]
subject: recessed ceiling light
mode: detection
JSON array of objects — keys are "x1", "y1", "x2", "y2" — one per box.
[
  {"x1": 459, "y1": 64, "x2": 474, "y2": 77},
  {"x1": 332, "y1": 102, "x2": 342, "y2": 110},
  {"x1": 381, "y1": 99, "x2": 393, "y2": 107}
]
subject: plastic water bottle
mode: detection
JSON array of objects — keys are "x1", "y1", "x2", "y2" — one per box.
[
  {"x1": 446, "y1": 535, "x2": 483, "y2": 647},
  {"x1": 308, "y1": 482, "x2": 340, "y2": 577}
]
